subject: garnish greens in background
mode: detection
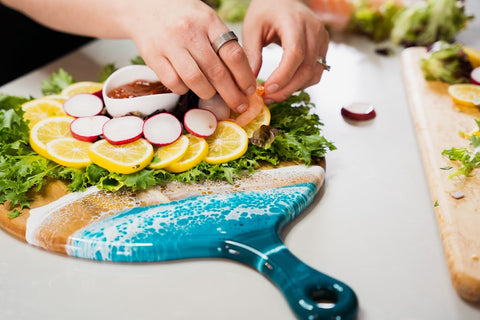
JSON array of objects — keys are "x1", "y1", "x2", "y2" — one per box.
[
  {"x1": 420, "y1": 41, "x2": 473, "y2": 84},
  {"x1": 0, "y1": 69, "x2": 334, "y2": 218},
  {"x1": 442, "y1": 119, "x2": 480, "y2": 179},
  {"x1": 209, "y1": 0, "x2": 473, "y2": 47}
]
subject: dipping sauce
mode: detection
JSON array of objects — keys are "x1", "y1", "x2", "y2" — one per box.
[{"x1": 107, "y1": 80, "x2": 172, "y2": 99}]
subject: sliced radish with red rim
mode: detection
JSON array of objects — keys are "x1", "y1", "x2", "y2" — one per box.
[
  {"x1": 63, "y1": 93, "x2": 104, "y2": 118},
  {"x1": 143, "y1": 113, "x2": 183, "y2": 145},
  {"x1": 471, "y1": 67, "x2": 480, "y2": 85},
  {"x1": 103, "y1": 116, "x2": 144, "y2": 145},
  {"x1": 341, "y1": 102, "x2": 376, "y2": 121},
  {"x1": 184, "y1": 108, "x2": 218, "y2": 137},
  {"x1": 71, "y1": 115, "x2": 110, "y2": 142}
]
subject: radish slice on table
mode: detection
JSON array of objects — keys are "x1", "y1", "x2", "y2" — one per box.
[
  {"x1": 198, "y1": 94, "x2": 231, "y2": 120},
  {"x1": 70, "y1": 115, "x2": 110, "y2": 142},
  {"x1": 471, "y1": 67, "x2": 480, "y2": 85},
  {"x1": 184, "y1": 108, "x2": 218, "y2": 137},
  {"x1": 341, "y1": 102, "x2": 376, "y2": 121},
  {"x1": 103, "y1": 116, "x2": 144, "y2": 145},
  {"x1": 63, "y1": 93, "x2": 104, "y2": 117},
  {"x1": 143, "y1": 113, "x2": 183, "y2": 145}
]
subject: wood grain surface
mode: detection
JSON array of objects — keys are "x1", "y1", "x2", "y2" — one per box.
[{"x1": 401, "y1": 47, "x2": 480, "y2": 302}]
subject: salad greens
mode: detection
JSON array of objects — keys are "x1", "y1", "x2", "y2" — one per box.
[
  {"x1": 1, "y1": 69, "x2": 334, "y2": 217},
  {"x1": 420, "y1": 41, "x2": 473, "y2": 84},
  {"x1": 391, "y1": 0, "x2": 473, "y2": 47},
  {"x1": 41, "y1": 68, "x2": 75, "y2": 96},
  {"x1": 347, "y1": 0, "x2": 403, "y2": 42},
  {"x1": 442, "y1": 119, "x2": 480, "y2": 179}
]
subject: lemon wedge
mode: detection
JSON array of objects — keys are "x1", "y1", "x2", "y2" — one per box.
[
  {"x1": 29, "y1": 116, "x2": 74, "y2": 158},
  {"x1": 241, "y1": 104, "x2": 271, "y2": 138},
  {"x1": 149, "y1": 135, "x2": 189, "y2": 169},
  {"x1": 165, "y1": 134, "x2": 208, "y2": 173},
  {"x1": 448, "y1": 84, "x2": 480, "y2": 107},
  {"x1": 88, "y1": 138, "x2": 154, "y2": 174},
  {"x1": 46, "y1": 137, "x2": 92, "y2": 168},
  {"x1": 205, "y1": 121, "x2": 248, "y2": 164},
  {"x1": 463, "y1": 46, "x2": 480, "y2": 69},
  {"x1": 22, "y1": 98, "x2": 66, "y2": 128},
  {"x1": 61, "y1": 81, "x2": 103, "y2": 97}
]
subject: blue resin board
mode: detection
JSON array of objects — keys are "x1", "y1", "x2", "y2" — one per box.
[{"x1": 1, "y1": 164, "x2": 358, "y2": 319}]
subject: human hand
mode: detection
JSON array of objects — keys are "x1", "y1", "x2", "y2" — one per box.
[
  {"x1": 242, "y1": 0, "x2": 330, "y2": 103},
  {"x1": 123, "y1": 0, "x2": 257, "y2": 112}
]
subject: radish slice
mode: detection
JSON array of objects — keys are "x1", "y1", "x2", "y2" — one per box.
[
  {"x1": 70, "y1": 115, "x2": 110, "y2": 142},
  {"x1": 471, "y1": 67, "x2": 480, "y2": 85},
  {"x1": 198, "y1": 94, "x2": 231, "y2": 120},
  {"x1": 341, "y1": 102, "x2": 376, "y2": 121},
  {"x1": 63, "y1": 93, "x2": 104, "y2": 118},
  {"x1": 143, "y1": 113, "x2": 183, "y2": 145},
  {"x1": 184, "y1": 108, "x2": 218, "y2": 137},
  {"x1": 103, "y1": 116, "x2": 144, "y2": 145},
  {"x1": 92, "y1": 89, "x2": 104, "y2": 100}
]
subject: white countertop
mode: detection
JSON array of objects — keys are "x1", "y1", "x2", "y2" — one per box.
[{"x1": 1, "y1": 2, "x2": 480, "y2": 319}]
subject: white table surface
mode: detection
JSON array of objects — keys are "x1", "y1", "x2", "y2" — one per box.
[{"x1": 1, "y1": 2, "x2": 480, "y2": 319}]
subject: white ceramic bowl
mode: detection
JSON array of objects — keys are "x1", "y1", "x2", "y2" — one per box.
[{"x1": 103, "y1": 65, "x2": 180, "y2": 117}]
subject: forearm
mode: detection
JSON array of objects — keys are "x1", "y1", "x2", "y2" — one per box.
[{"x1": 1, "y1": 0, "x2": 129, "y2": 39}]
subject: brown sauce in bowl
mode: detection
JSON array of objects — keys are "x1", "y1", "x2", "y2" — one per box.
[{"x1": 107, "y1": 80, "x2": 172, "y2": 99}]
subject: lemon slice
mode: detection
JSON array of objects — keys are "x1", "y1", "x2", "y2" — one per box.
[
  {"x1": 149, "y1": 135, "x2": 189, "y2": 169},
  {"x1": 46, "y1": 137, "x2": 92, "y2": 168},
  {"x1": 448, "y1": 84, "x2": 480, "y2": 107},
  {"x1": 61, "y1": 81, "x2": 103, "y2": 97},
  {"x1": 42, "y1": 94, "x2": 68, "y2": 103},
  {"x1": 205, "y1": 121, "x2": 248, "y2": 164},
  {"x1": 241, "y1": 104, "x2": 271, "y2": 138},
  {"x1": 29, "y1": 116, "x2": 74, "y2": 158},
  {"x1": 89, "y1": 138, "x2": 154, "y2": 174},
  {"x1": 22, "y1": 98, "x2": 66, "y2": 128},
  {"x1": 463, "y1": 46, "x2": 480, "y2": 68},
  {"x1": 165, "y1": 134, "x2": 208, "y2": 173}
]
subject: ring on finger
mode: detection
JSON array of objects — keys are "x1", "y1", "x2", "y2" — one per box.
[
  {"x1": 212, "y1": 31, "x2": 238, "y2": 53},
  {"x1": 316, "y1": 57, "x2": 331, "y2": 71}
]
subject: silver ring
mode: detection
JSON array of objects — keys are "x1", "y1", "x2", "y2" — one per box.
[
  {"x1": 212, "y1": 31, "x2": 238, "y2": 53},
  {"x1": 316, "y1": 57, "x2": 331, "y2": 71}
]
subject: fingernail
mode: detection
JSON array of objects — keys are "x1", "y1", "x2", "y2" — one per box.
[
  {"x1": 237, "y1": 103, "x2": 248, "y2": 113},
  {"x1": 265, "y1": 84, "x2": 279, "y2": 94},
  {"x1": 264, "y1": 98, "x2": 275, "y2": 105},
  {"x1": 245, "y1": 85, "x2": 256, "y2": 96}
]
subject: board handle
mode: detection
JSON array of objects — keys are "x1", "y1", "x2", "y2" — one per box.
[{"x1": 220, "y1": 231, "x2": 358, "y2": 320}]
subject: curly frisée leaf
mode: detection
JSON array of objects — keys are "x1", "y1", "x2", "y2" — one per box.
[{"x1": 41, "y1": 68, "x2": 75, "y2": 95}]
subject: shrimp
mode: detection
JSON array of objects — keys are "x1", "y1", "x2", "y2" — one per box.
[
  {"x1": 234, "y1": 89, "x2": 264, "y2": 128},
  {"x1": 308, "y1": 0, "x2": 353, "y2": 30}
]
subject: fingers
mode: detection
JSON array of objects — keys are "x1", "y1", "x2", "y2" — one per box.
[
  {"x1": 218, "y1": 40, "x2": 257, "y2": 97},
  {"x1": 263, "y1": 18, "x2": 330, "y2": 102},
  {"x1": 186, "y1": 28, "x2": 256, "y2": 112},
  {"x1": 263, "y1": 22, "x2": 306, "y2": 97},
  {"x1": 242, "y1": 22, "x2": 264, "y2": 77}
]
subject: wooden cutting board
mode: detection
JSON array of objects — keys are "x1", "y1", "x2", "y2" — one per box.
[{"x1": 401, "y1": 47, "x2": 480, "y2": 302}]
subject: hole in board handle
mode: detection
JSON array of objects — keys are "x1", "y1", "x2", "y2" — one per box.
[{"x1": 309, "y1": 288, "x2": 338, "y2": 309}]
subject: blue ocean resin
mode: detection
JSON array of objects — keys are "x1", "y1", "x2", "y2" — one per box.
[
  {"x1": 67, "y1": 182, "x2": 358, "y2": 320},
  {"x1": 67, "y1": 183, "x2": 316, "y2": 262}
]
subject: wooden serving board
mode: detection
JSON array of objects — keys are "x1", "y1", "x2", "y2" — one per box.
[
  {"x1": 0, "y1": 163, "x2": 358, "y2": 319},
  {"x1": 401, "y1": 47, "x2": 480, "y2": 302}
]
